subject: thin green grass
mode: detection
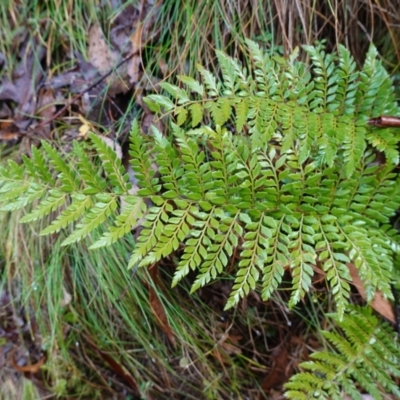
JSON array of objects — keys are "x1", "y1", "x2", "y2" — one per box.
[
  {"x1": 1, "y1": 205, "x2": 263, "y2": 398},
  {"x1": 69, "y1": 236, "x2": 260, "y2": 398},
  {"x1": 0, "y1": 0, "x2": 130, "y2": 79}
]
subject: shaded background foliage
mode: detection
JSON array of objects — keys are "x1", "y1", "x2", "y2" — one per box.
[{"x1": 1, "y1": 0, "x2": 400, "y2": 399}]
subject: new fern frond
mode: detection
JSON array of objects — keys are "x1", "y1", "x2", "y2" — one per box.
[
  {"x1": 1, "y1": 41, "x2": 400, "y2": 321},
  {"x1": 285, "y1": 307, "x2": 400, "y2": 400}
]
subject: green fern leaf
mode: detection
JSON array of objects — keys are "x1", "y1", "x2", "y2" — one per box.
[
  {"x1": 160, "y1": 82, "x2": 190, "y2": 104},
  {"x1": 2, "y1": 40, "x2": 400, "y2": 327},
  {"x1": 303, "y1": 42, "x2": 338, "y2": 113},
  {"x1": 41, "y1": 141, "x2": 80, "y2": 192},
  {"x1": 285, "y1": 307, "x2": 400, "y2": 399},
  {"x1": 260, "y1": 216, "x2": 288, "y2": 300},
  {"x1": 342, "y1": 121, "x2": 366, "y2": 178},
  {"x1": 141, "y1": 206, "x2": 191, "y2": 265},
  {"x1": 288, "y1": 215, "x2": 316, "y2": 307},
  {"x1": 40, "y1": 193, "x2": 93, "y2": 235},
  {"x1": 196, "y1": 64, "x2": 219, "y2": 96},
  {"x1": 89, "y1": 133, "x2": 131, "y2": 195},
  {"x1": 335, "y1": 44, "x2": 359, "y2": 115},
  {"x1": 20, "y1": 190, "x2": 67, "y2": 223},
  {"x1": 226, "y1": 213, "x2": 265, "y2": 308},
  {"x1": 0, "y1": 183, "x2": 46, "y2": 212},
  {"x1": 172, "y1": 205, "x2": 216, "y2": 286},
  {"x1": 0, "y1": 180, "x2": 32, "y2": 203},
  {"x1": 30, "y1": 145, "x2": 55, "y2": 184},
  {"x1": 73, "y1": 141, "x2": 107, "y2": 194},
  {"x1": 188, "y1": 103, "x2": 203, "y2": 127},
  {"x1": 128, "y1": 203, "x2": 172, "y2": 269},
  {"x1": 316, "y1": 215, "x2": 351, "y2": 319},
  {"x1": 235, "y1": 98, "x2": 249, "y2": 132},
  {"x1": 129, "y1": 120, "x2": 160, "y2": 196},
  {"x1": 61, "y1": 194, "x2": 118, "y2": 246},
  {"x1": 143, "y1": 94, "x2": 175, "y2": 113},
  {"x1": 191, "y1": 211, "x2": 241, "y2": 297},
  {"x1": 90, "y1": 196, "x2": 146, "y2": 249},
  {"x1": 177, "y1": 75, "x2": 204, "y2": 96},
  {"x1": 174, "y1": 106, "x2": 188, "y2": 126}
]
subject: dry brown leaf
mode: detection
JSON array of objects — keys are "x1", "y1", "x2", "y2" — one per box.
[
  {"x1": 0, "y1": 43, "x2": 45, "y2": 138},
  {"x1": 88, "y1": 24, "x2": 129, "y2": 96},
  {"x1": 88, "y1": 24, "x2": 118, "y2": 75},
  {"x1": 348, "y1": 263, "x2": 395, "y2": 322},
  {"x1": 259, "y1": 345, "x2": 292, "y2": 399},
  {"x1": 0, "y1": 120, "x2": 20, "y2": 142},
  {"x1": 34, "y1": 88, "x2": 56, "y2": 138},
  {"x1": 11, "y1": 349, "x2": 45, "y2": 374},
  {"x1": 149, "y1": 265, "x2": 176, "y2": 347},
  {"x1": 125, "y1": 0, "x2": 162, "y2": 86},
  {"x1": 127, "y1": 26, "x2": 143, "y2": 84},
  {"x1": 60, "y1": 286, "x2": 72, "y2": 307},
  {"x1": 77, "y1": 114, "x2": 96, "y2": 138}
]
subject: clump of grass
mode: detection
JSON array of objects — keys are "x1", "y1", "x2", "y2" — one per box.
[
  {"x1": 151, "y1": 0, "x2": 400, "y2": 79},
  {"x1": 0, "y1": 0, "x2": 128, "y2": 79},
  {"x1": 1, "y1": 210, "x2": 268, "y2": 398}
]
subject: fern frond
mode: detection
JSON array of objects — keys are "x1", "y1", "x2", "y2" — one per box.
[
  {"x1": 90, "y1": 196, "x2": 146, "y2": 249},
  {"x1": 258, "y1": 215, "x2": 287, "y2": 300},
  {"x1": 177, "y1": 75, "x2": 204, "y2": 96},
  {"x1": 61, "y1": 194, "x2": 118, "y2": 246},
  {"x1": 172, "y1": 123, "x2": 211, "y2": 200},
  {"x1": 191, "y1": 210, "x2": 241, "y2": 296},
  {"x1": 285, "y1": 307, "x2": 400, "y2": 400},
  {"x1": 152, "y1": 125, "x2": 183, "y2": 199},
  {"x1": 143, "y1": 93, "x2": 175, "y2": 113},
  {"x1": 0, "y1": 182, "x2": 46, "y2": 212},
  {"x1": 171, "y1": 205, "x2": 216, "y2": 286},
  {"x1": 355, "y1": 44, "x2": 398, "y2": 119},
  {"x1": 288, "y1": 214, "x2": 316, "y2": 308},
  {"x1": 140, "y1": 204, "x2": 191, "y2": 265},
  {"x1": 30, "y1": 145, "x2": 55, "y2": 184},
  {"x1": 128, "y1": 202, "x2": 172, "y2": 269},
  {"x1": 20, "y1": 190, "x2": 67, "y2": 223},
  {"x1": 196, "y1": 63, "x2": 219, "y2": 96},
  {"x1": 303, "y1": 41, "x2": 338, "y2": 113},
  {"x1": 159, "y1": 81, "x2": 190, "y2": 104},
  {"x1": 1, "y1": 41, "x2": 400, "y2": 323},
  {"x1": 226, "y1": 212, "x2": 264, "y2": 308},
  {"x1": 128, "y1": 120, "x2": 160, "y2": 196},
  {"x1": 151, "y1": 40, "x2": 400, "y2": 177},
  {"x1": 335, "y1": 44, "x2": 359, "y2": 116},
  {"x1": 73, "y1": 141, "x2": 107, "y2": 194},
  {"x1": 342, "y1": 120, "x2": 366, "y2": 177},
  {"x1": 89, "y1": 132, "x2": 131, "y2": 195},
  {"x1": 41, "y1": 141, "x2": 80, "y2": 192},
  {"x1": 40, "y1": 194, "x2": 93, "y2": 236}
]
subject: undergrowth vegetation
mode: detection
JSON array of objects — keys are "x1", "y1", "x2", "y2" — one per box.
[
  {"x1": 2, "y1": 39, "x2": 400, "y2": 398},
  {"x1": 1, "y1": 1, "x2": 400, "y2": 399}
]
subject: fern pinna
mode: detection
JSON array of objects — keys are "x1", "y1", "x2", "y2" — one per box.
[
  {"x1": 1, "y1": 40, "x2": 400, "y2": 320},
  {"x1": 285, "y1": 307, "x2": 400, "y2": 399}
]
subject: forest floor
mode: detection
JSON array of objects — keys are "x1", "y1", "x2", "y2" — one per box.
[{"x1": 1, "y1": 1, "x2": 400, "y2": 399}]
